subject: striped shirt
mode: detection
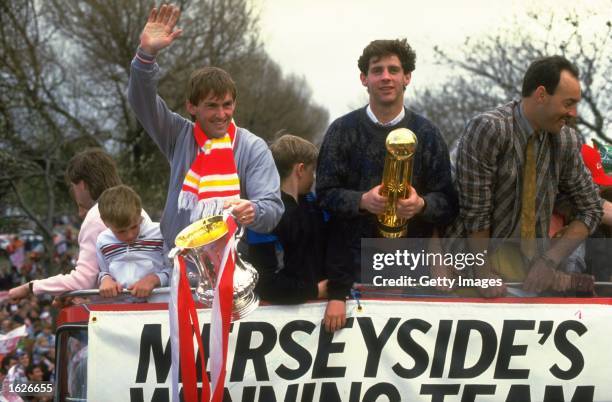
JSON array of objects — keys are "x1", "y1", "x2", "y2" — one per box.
[
  {"x1": 447, "y1": 100, "x2": 602, "y2": 242},
  {"x1": 96, "y1": 219, "x2": 171, "y2": 288}
]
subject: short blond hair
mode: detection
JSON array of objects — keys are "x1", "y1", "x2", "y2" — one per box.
[
  {"x1": 269, "y1": 134, "x2": 318, "y2": 179},
  {"x1": 98, "y1": 185, "x2": 141, "y2": 229}
]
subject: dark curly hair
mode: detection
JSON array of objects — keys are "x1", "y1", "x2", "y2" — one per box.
[{"x1": 358, "y1": 39, "x2": 416, "y2": 75}]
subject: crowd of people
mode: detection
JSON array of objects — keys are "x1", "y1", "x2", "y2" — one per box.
[
  {"x1": 0, "y1": 227, "x2": 78, "y2": 400},
  {"x1": 0, "y1": 228, "x2": 74, "y2": 401},
  {"x1": 1, "y1": 227, "x2": 74, "y2": 291},
  {"x1": 0, "y1": 293, "x2": 55, "y2": 402},
  {"x1": 5, "y1": 3, "x2": 612, "y2": 348}
]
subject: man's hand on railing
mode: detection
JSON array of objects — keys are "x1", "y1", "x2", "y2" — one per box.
[
  {"x1": 571, "y1": 273, "x2": 596, "y2": 294},
  {"x1": 474, "y1": 265, "x2": 507, "y2": 298},
  {"x1": 52, "y1": 296, "x2": 75, "y2": 309}
]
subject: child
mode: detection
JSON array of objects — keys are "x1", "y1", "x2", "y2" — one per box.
[
  {"x1": 96, "y1": 185, "x2": 170, "y2": 298},
  {"x1": 247, "y1": 134, "x2": 328, "y2": 303}
]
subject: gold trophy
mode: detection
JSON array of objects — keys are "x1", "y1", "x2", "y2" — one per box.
[
  {"x1": 173, "y1": 215, "x2": 259, "y2": 320},
  {"x1": 377, "y1": 128, "x2": 418, "y2": 238}
]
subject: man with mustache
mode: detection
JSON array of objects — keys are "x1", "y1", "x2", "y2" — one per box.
[
  {"x1": 449, "y1": 56, "x2": 603, "y2": 297},
  {"x1": 128, "y1": 4, "x2": 282, "y2": 252}
]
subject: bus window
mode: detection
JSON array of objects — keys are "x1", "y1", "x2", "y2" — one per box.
[{"x1": 56, "y1": 326, "x2": 87, "y2": 402}]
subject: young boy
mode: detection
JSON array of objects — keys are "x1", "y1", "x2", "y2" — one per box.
[
  {"x1": 96, "y1": 185, "x2": 170, "y2": 298},
  {"x1": 247, "y1": 135, "x2": 328, "y2": 303}
]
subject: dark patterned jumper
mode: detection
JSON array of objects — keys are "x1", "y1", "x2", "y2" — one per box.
[{"x1": 316, "y1": 106, "x2": 458, "y2": 299}]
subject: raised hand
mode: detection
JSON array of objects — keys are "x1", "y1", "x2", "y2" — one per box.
[{"x1": 140, "y1": 4, "x2": 183, "y2": 55}]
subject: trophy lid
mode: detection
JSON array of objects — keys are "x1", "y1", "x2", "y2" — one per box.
[
  {"x1": 175, "y1": 215, "x2": 228, "y2": 248},
  {"x1": 386, "y1": 128, "x2": 417, "y2": 160}
]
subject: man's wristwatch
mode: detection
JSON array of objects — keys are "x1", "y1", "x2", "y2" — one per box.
[{"x1": 28, "y1": 281, "x2": 34, "y2": 294}]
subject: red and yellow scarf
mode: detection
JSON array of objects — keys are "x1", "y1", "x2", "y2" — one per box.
[{"x1": 177, "y1": 121, "x2": 240, "y2": 220}]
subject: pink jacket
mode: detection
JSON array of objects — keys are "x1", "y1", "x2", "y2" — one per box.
[{"x1": 32, "y1": 204, "x2": 107, "y2": 295}]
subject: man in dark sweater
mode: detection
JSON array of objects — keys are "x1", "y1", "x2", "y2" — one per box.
[{"x1": 316, "y1": 39, "x2": 458, "y2": 332}]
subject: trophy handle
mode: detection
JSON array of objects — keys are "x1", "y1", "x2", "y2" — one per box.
[
  {"x1": 234, "y1": 224, "x2": 245, "y2": 242},
  {"x1": 222, "y1": 206, "x2": 245, "y2": 242},
  {"x1": 168, "y1": 247, "x2": 184, "y2": 260},
  {"x1": 168, "y1": 247, "x2": 200, "y2": 270}
]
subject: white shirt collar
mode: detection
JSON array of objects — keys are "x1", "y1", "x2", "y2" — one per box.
[{"x1": 366, "y1": 105, "x2": 405, "y2": 126}]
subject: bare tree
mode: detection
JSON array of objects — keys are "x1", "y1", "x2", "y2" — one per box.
[
  {"x1": 2, "y1": 0, "x2": 329, "y2": 251},
  {"x1": 412, "y1": 10, "x2": 612, "y2": 145},
  {"x1": 232, "y1": 50, "x2": 329, "y2": 143},
  {"x1": 0, "y1": 0, "x2": 98, "y2": 255}
]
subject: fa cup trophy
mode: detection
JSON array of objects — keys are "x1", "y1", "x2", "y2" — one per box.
[
  {"x1": 173, "y1": 215, "x2": 259, "y2": 320},
  {"x1": 377, "y1": 128, "x2": 418, "y2": 238}
]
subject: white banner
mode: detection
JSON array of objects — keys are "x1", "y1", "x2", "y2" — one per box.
[
  {"x1": 87, "y1": 299, "x2": 612, "y2": 402},
  {"x1": 0, "y1": 325, "x2": 27, "y2": 355}
]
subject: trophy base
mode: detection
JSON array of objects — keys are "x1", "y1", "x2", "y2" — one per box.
[
  {"x1": 377, "y1": 223, "x2": 407, "y2": 239},
  {"x1": 232, "y1": 292, "x2": 259, "y2": 321},
  {"x1": 195, "y1": 288, "x2": 259, "y2": 319}
]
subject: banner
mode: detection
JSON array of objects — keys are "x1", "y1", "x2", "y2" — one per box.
[
  {"x1": 0, "y1": 291, "x2": 9, "y2": 304},
  {"x1": 0, "y1": 325, "x2": 27, "y2": 355},
  {"x1": 87, "y1": 299, "x2": 612, "y2": 402}
]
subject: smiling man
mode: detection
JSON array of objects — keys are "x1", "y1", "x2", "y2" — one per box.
[
  {"x1": 448, "y1": 55, "x2": 603, "y2": 297},
  {"x1": 316, "y1": 39, "x2": 458, "y2": 332},
  {"x1": 128, "y1": 4, "x2": 282, "y2": 252}
]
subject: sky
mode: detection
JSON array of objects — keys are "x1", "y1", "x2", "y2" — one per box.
[{"x1": 257, "y1": 0, "x2": 611, "y2": 122}]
